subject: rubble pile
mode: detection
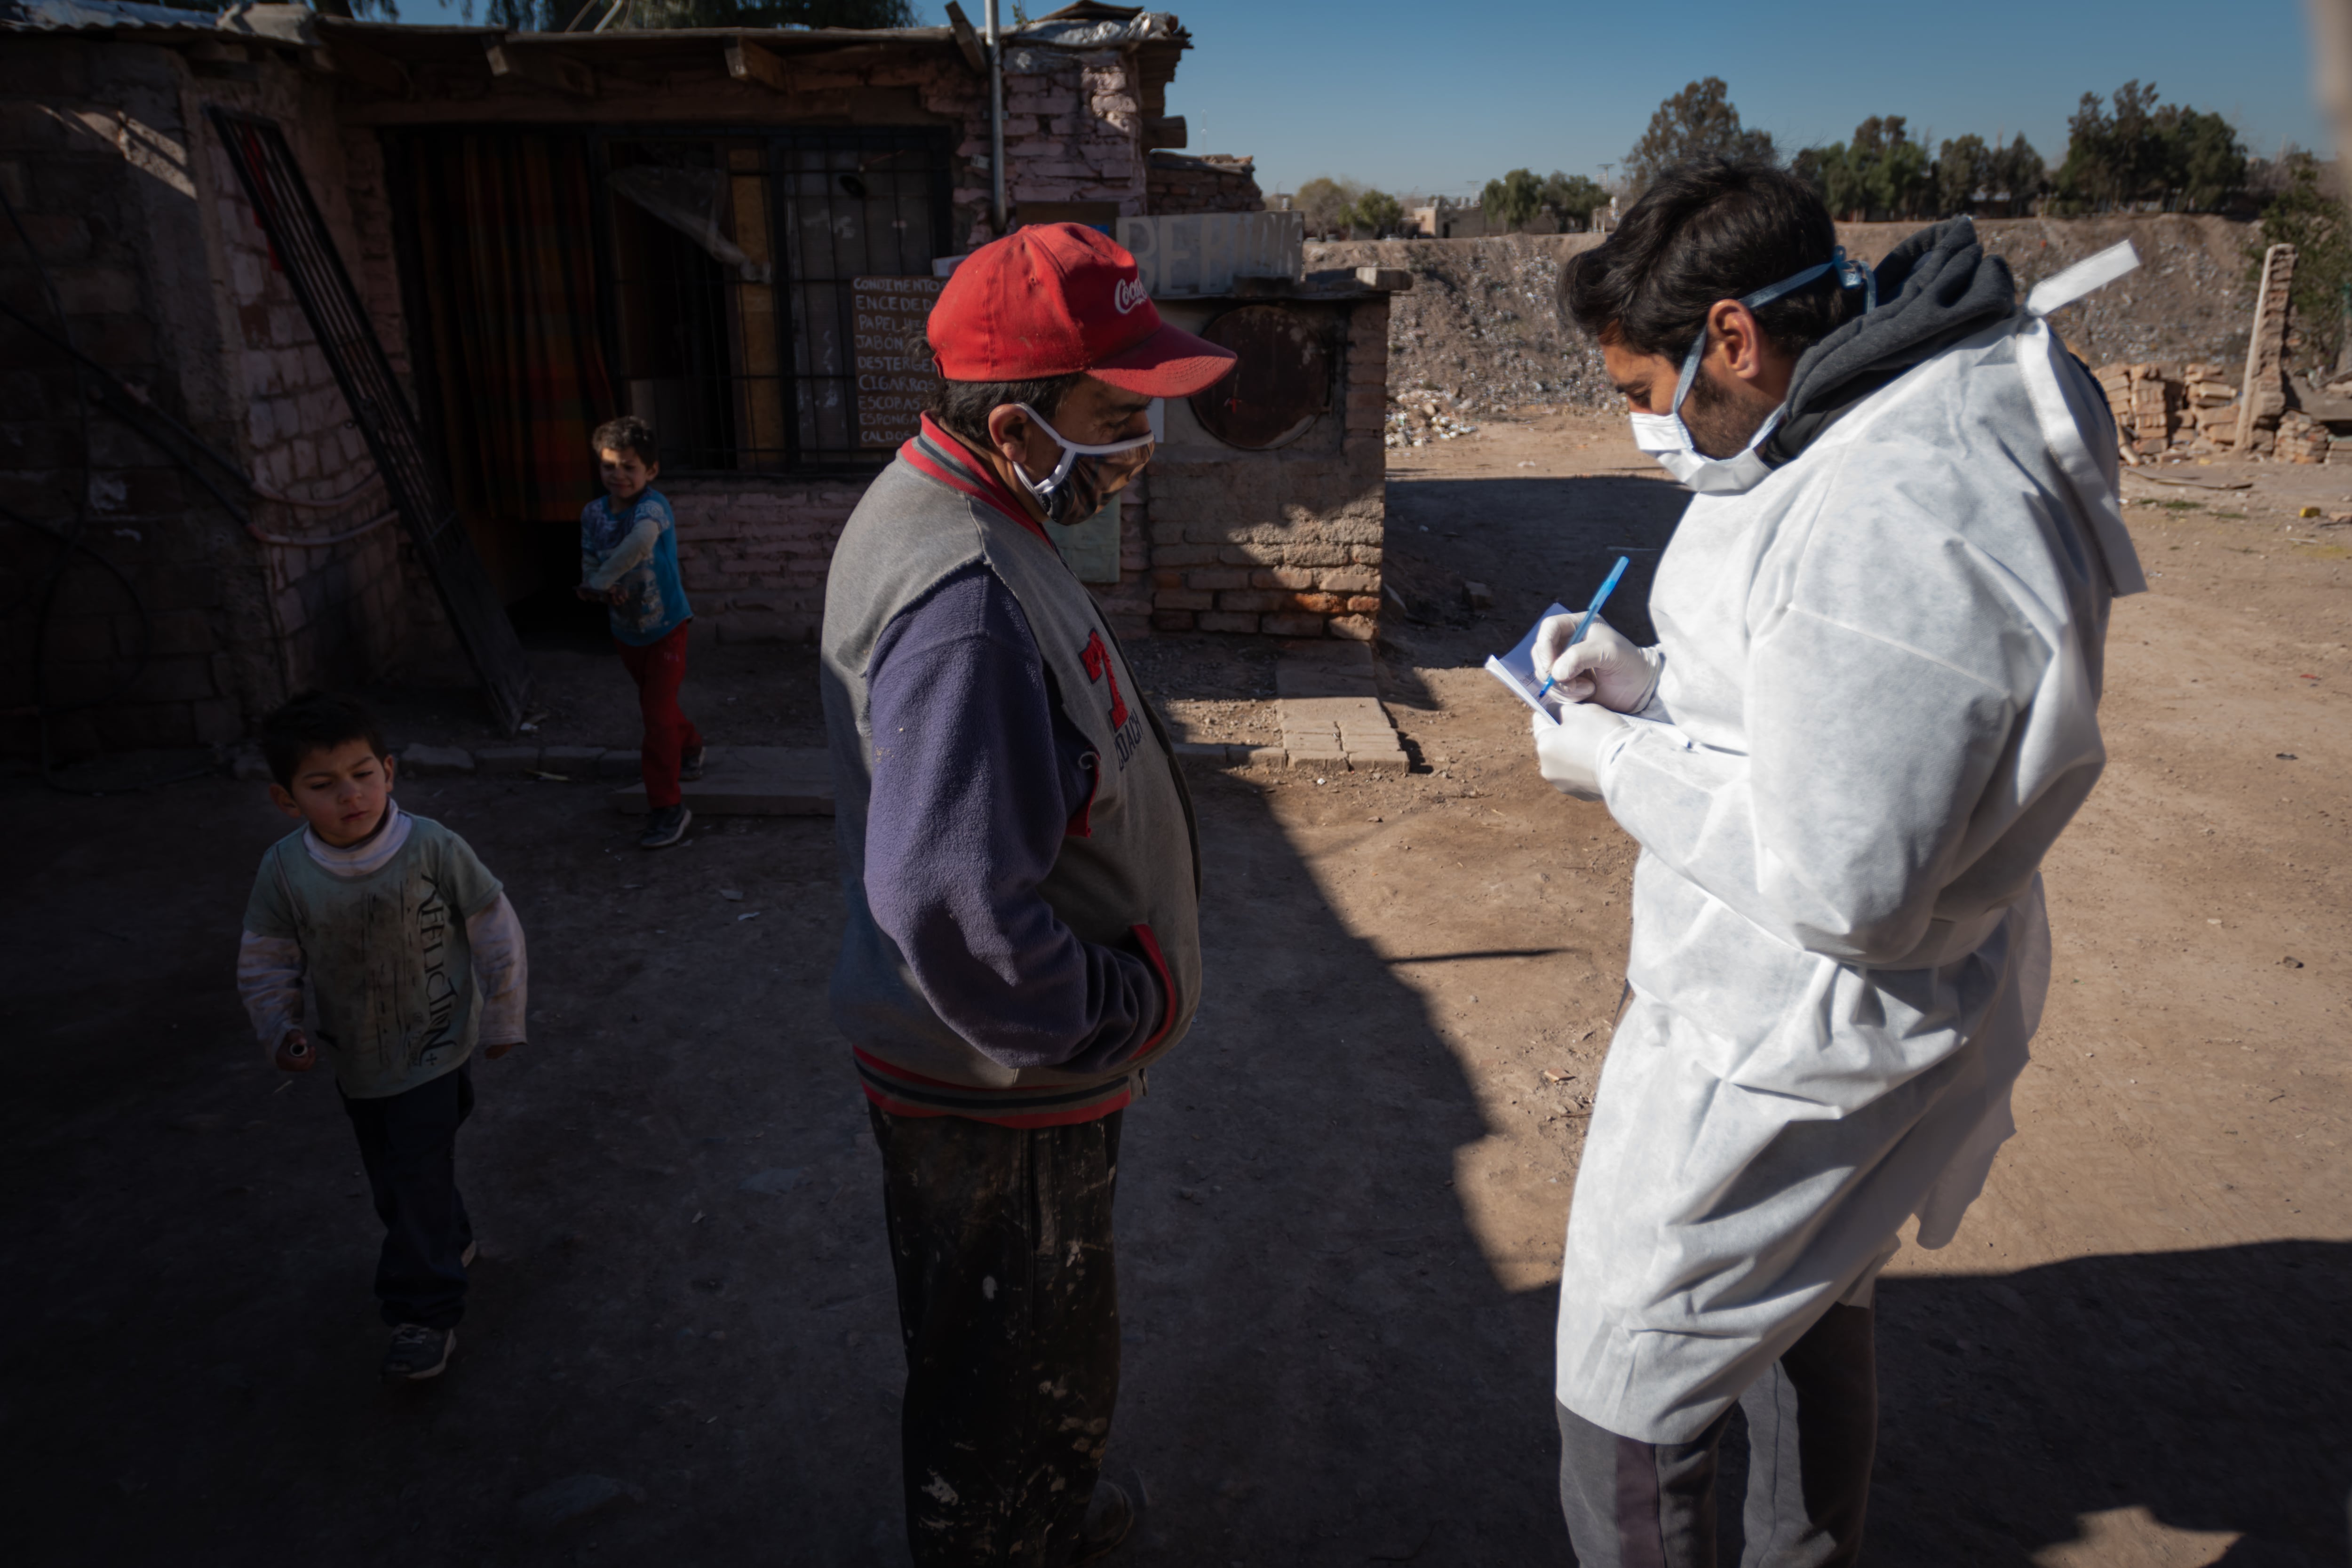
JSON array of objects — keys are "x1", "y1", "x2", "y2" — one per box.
[
  {"x1": 1385, "y1": 389, "x2": 1480, "y2": 448},
  {"x1": 1308, "y1": 235, "x2": 1619, "y2": 415},
  {"x1": 2095, "y1": 358, "x2": 2333, "y2": 465},
  {"x1": 1309, "y1": 217, "x2": 2280, "y2": 422},
  {"x1": 2277, "y1": 408, "x2": 2336, "y2": 463}
]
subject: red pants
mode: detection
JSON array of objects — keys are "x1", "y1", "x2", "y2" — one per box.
[{"x1": 615, "y1": 621, "x2": 702, "y2": 810}]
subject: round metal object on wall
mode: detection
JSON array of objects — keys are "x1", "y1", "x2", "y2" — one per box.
[{"x1": 1188, "y1": 305, "x2": 1329, "y2": 450}]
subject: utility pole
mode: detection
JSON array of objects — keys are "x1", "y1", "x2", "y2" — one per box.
[{"x1": 985, "y1": 0, "x2": 1008, "y2": 235}]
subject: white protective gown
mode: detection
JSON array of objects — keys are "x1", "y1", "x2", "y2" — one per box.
[{"x1": 1556, "y1": 296, "x2": 2145, "y2": 1444}]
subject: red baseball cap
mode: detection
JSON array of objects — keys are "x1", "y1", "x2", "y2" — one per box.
[{"x1": 928, "y1": 223, "x2": 1236, "y2": 398}]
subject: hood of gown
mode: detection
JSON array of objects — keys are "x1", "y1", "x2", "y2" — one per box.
[{"x1": 1761, "y1": 218, "x2": 2032, "y2": 470}]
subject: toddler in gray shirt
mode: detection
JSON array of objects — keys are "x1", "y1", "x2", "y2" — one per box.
[{"x1": 235, "y1": 692, "x2": 525, "y2": 1381}]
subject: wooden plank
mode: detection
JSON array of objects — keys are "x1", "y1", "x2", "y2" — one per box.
[
  {"x1": 943, "y1": 1, "x2": 987, "y2": 74},
  {"x1": 484, "y1": 40, "x2": 596, "y2": 98},
  {"x1": 613, "y1": 747, "x2": 835, "y2": 817},
  {"x1": 1143, "y1": 114, "x2": 1186, "y2": 150},
  {"x1": 724, "y1": 37, "x2": 792, "y2": 94}
]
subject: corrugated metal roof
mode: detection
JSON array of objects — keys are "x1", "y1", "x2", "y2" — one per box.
[
  {"x1": 1017, "y1": 12, "x2": 1180, "y2": 48},
  {"x1": 0, "y1": 0, "x2": 1185, "y2": 50},
  {"x1": 0, "y1": 0, "x2": 224, "y2": 31}
]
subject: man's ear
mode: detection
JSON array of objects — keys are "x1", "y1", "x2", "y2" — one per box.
[
  {"x1": 1708, "y1": 300, "x2": 1767, "y2": 382},
  {"x1": 268, "y1": 782, "x2": 302, "y2": 820},
  {"x1": 984, "y1": 403, "x2": 1033, "y2": 462}
]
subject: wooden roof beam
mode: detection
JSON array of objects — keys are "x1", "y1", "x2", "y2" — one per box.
[
  {"x1": 725, "y1": 36, "x2": 792, "y2": 93},
  {"x1": 943, "y1": 2, "x2": 987, "y2": 75},
  {"x1": 484, "y1": 39, "x2": 596, "y2": 98}
]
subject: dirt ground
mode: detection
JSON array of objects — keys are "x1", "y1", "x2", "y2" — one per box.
[{"x1": 3, "y1": 413, "x2": 2347, "y2": 1567}]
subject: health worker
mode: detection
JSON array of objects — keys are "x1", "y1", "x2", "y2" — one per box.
[{"x1": 1525, "y1": 160, "x2": 2145, "y2": 1564}]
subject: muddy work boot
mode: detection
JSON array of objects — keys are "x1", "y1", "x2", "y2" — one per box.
[
  {"x1": 1070, "y1": 1480, "x2": 1135, "y2": 1564},
  {"x1": 381, "y1": 1324, "x2": 453, "y2": 1381},
  {"x1": 679, "y1": 745, "x2": 706, "y2": 782},
  {"x1": 638, "y1": 804, "x2": 692, "y2": 849}
]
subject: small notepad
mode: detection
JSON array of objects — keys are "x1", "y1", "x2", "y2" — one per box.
[{"x1": 1486, "y1": 602, "x2": 1571, "y2": 727}]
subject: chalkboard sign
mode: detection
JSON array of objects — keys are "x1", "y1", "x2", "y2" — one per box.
[{"x1": 852, "y1": 275, "x2": 948, "y2": 449}]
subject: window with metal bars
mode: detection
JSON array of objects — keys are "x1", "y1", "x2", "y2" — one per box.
[{"x1": 593, "y1": 126, "x2": 953, "y2": 473}]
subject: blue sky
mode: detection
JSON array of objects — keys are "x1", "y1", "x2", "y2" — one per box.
[{"x1": 391, "y1": 0, "x2": 2330, "y2": 198}]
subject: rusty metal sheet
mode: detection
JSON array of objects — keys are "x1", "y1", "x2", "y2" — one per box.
[{"x1": 1189, "y1": 304, "x2": 1328, "y2": 450}]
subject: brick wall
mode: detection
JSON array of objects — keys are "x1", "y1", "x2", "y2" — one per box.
[
  {"x1": 195, "y1": 60, "x2": 429, "y2": 702},
  {"x1": 0, "y1": 38, "x2": 264, "y2": 754},
  {"x1": 1136, "y1": 294, "x2": 1389, "y2": 642},
  {"x1": 1145, "y1": 150, "x2": 1262, "y2": 216},
  {"x1": 665, "y1": 478, "x2": 862, "y2": 645},
  {"x1": 2, "y1": 30, "x2": 1237, "y2": 751},
  {"x1": 676, "y1": 293, "x2": 1397, "y2": 650},
  {"x1": 769, "y1": 40, "x2": 1147, "y2": 252}
]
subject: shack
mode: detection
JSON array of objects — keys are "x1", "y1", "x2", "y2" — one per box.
[{"x1": 0, "y1": 0, "x2": 1394, "y2": 755}]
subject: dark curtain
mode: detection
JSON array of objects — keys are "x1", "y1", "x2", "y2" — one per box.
[{"x1": 407, "y1": 132, "x2": 613, "y2": 599}]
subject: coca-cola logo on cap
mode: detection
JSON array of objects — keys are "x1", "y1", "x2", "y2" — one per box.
[{"x1": 1112, "y1": 277, "x2": 1150, "y2": 315}]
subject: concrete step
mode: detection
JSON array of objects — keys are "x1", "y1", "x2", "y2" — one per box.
[{"x1": 614, "y1": 747, "x2": 834, "y2": 816}]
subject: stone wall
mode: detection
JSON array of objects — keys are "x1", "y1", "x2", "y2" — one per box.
[{"x1": 1146, "y1": 150, "x2": 1261, "y2": 215}]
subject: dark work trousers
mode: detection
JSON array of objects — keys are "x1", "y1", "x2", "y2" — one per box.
[
  {"x1": 1557, "y1": 1304, "x2": 1877, "y2": 1568},
  {"x1": 341, "y1": 1062, "x2": 475, "y2": 1330},
  {"x1": 869, "y1": 1103, "x2": 1123, "y2": 1568},
  {"x1": 614, "y1": 621, "x2": 701, "y2": 810}
]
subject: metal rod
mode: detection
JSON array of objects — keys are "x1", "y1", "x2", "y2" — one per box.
[{"x1": 985, "y1": 0, "x2": 1006, "y2": 235}]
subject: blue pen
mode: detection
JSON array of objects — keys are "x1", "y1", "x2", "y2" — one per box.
[{"x1": 1536, "y1": 555, "x2": 1631, "y2": 703}]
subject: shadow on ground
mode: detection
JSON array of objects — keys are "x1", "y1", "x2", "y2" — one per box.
[
  {"x1": 1868, "y1": 1242, "x2": 2352, "y2": 1566},
  {"x1": 1380, "y1": 475, "x2": 1690, "y2": 713},
  {"x1": 0, "y1": 752, "x2": 1562, "y2": 1565}
]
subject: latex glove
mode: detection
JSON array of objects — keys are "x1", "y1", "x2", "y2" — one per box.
[
  {"x1": 1530, "y1": 613, "x2": 1662, "y2": 714},
  {"x1": 1532, "y1": 703, "x2": 1628, "y2": 800}
]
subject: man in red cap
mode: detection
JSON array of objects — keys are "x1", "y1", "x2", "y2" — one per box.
[{"x1": 819, "y1": 224, "x2": 1237, "y2": 1565}]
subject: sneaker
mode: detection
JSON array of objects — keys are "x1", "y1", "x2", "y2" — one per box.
[
  {"x1": 382, "y1": 1323, "x2": 453, "y2": 1381},
  {"x1": 679, "y1": 745, "x2": 706, "y2": 783},
  {"x1": 1071, "y1": 1480, "x2": 1134, "y2": 1564},
  {"x1": 639, "y1": 804, "x2": 692, "y2": 849}
]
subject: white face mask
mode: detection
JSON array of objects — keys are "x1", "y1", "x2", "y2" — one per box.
[
  {"x1": 1010, "y1": 402, "x2": 1156, "y2": 525},
  {"x1": 1631, "y1": 248, "x2": 1874, "y2": 496}
]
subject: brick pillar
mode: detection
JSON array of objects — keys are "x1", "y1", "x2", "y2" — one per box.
[{"x1": 2235, "y1": 244, "x2": 2296, "y2": 456}]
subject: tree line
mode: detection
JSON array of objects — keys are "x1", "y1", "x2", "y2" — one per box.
[{"x1": 1625, "y1": 76, "x2": 2260, "y2": 221}]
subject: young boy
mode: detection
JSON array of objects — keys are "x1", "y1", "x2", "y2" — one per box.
[
  {"x1": 578, "y1": 414, "x2": 701, "y2": 850},
  {"x1": 235, "y1": 692, "x2": 528, "y2": 1381}
]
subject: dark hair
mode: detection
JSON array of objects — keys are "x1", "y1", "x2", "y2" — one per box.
[
  {"x1": 924, "y1": 373, "x2": 1085, "y2": 448},
  {"x1": 592, "y1": 414, "x2": 658, "y2": 467},
  {"x1": 1561, "y1": 159, "x2": 1860, "y2": 361},
  {"x1": 259, "y1": 690, "x2": 389, "y2": 788},
  {"x1": 909, "y1": 329, "x2": 1085, "y2": 447}
]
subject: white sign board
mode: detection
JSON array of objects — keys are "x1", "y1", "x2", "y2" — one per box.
[{"x1": 1115, "y1": 212, "x2": 1303, "y2": 298}]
